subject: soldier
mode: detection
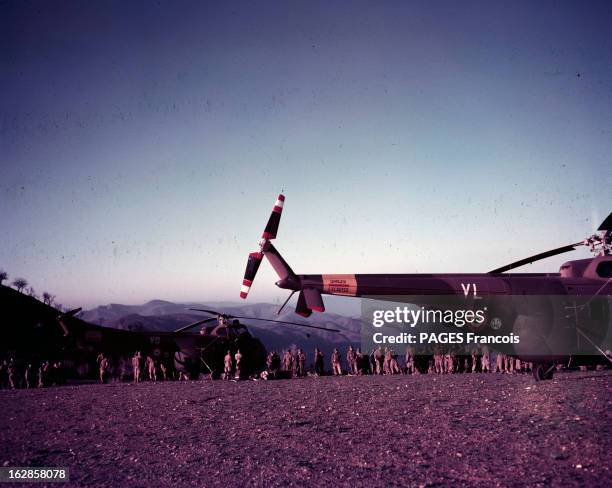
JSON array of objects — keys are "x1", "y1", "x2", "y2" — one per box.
[
  {"x1": 223, "y1": 350, "x2": 233, "y2": 380},
  {"x1": 505, "y1": 355, "x2": 513, "y2": 374},
  {"x1": 146, "y1": 356, "x2": 156, "y2": 381},
  {"x1": 38, "y1": 361, "x2": 49, "y2": 388},
  {"x1": 132, "y1": 351, "x2": 142, "y2": 383},
  {"x1": 297, "y1": 349, "x2": 306, "y2": 377},
  {"x1": 471, "y1": 350, "x2": 478, "y2": 373},
  {"x1": 24, "y1": 363, "x2": 34, "y2": 389},
  {"x1": 346, "y1": 346, "x2": 356, "y2": 375},
  {"x1": 390, "y1": 352, "x2": 400, "y2": 374},
  {"x1": 434, "y1": 352, "x2": 442, "y2": 374},
  {"x1": 97, "y1": 353, "x2": 108, "y2": 383},
  {"x1": 331, "y1": 348, "x2": 342, "y2": 375},
  {"x1": 291, "y1": 349, "x2": 298, "y2": 377},
  {"x1": 405, "y1": 348, "x2": 416, "y2": 375},
  {"x1": 234, "y1": 349, "x2": 243, "y2": 379},
  {"x1": 314, "y1": 348, "x2": 324, "y2": 375},
  {"x1": 283, "y1": 349, "x2": 292, "y2": 373},
  {"x1": 444, "y1": 352, "x2": 453, "y2": 374},
  {"x1": 383, "y1": 348, "x2": 392, "y2": 375},
  {"x1": 7, "y1": 360, "x2": 16, "y2": 389},
  {"x1": 374, "y1": 347, "x2": 383, "y2": 375},
  {"x1": 160, "y1": 361, "x2": 168, "y2": 381},
  {"x1": 355, "y1": 348, "x2": 364, "y2": 375},
  {"x1": 481, "y1": 349, "x2": 490, "y2": 373},
  {"x1": 495, "y1": 352, "x2": 503, "y2": 373},
  {"x1": 271, "y1": 351, "x2": 281, "y2": 371}
]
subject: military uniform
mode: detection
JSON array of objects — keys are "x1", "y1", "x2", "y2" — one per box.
[
  {"x1": 314, "y1": 348, "x2": 324, "y2": 375},
  {"x1": 331, "y1": 348, "x2": 342, "y2": 375},
  {"x1": 234, "y1": 350, "x2": 243, "y2": 379},
  {"x1": 347, "y1": 346, "x2": 356, "y2": 375},
  {"x1": 223, "y1": 351, "x2": 233, "y2": 380},
  {"x1": 132, "y1": 352, "x2": 142, "y2": 383},
  {"x1": 374, "y1": 347, "x2": 383, "y2": 375},
  {"x1": 405, "y1": 348, "x2": 416, "y2": 375},
  {"x1": 297, "y1": 349, "x2": 306, "y2": 377}
]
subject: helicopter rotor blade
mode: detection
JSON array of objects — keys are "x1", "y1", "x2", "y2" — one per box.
[
  {"x1": 173, "y1": 317, "x2": 217, "y2": 334},
  {"x1": 189, "y1": 308, "x2": 225, "y2": 316},
  {"x1": 489, "y1": 241, "x2": 584, "y2": 274},
  {"x1": 598, "y1": 212, "x2": 612, "y2": 231},
  {"x1": 232, "y1": 315, "x2": 340, "y2": 333},
  {"x1": 58, "y1": 307, "x2": 82, "y2": 318}
]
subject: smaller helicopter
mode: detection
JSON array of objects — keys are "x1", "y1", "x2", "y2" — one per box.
[{"x1": 177, "y1": 307, "x2": 341, "y2": 377}]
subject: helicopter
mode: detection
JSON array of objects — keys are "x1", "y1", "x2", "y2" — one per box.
[
  {"x1": 0, "y1": 283, "x2": 340, "y2": 381},
  {"x1": 240, "y1": 194, "x2": 612, "y2": 380}
]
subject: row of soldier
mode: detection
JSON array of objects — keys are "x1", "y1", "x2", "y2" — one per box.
[
  {"x1": 256, "y1": 346, "x2": 536, "y2": 378},
  {"x1": 98, "y1": 352, "x2": 181, "y2": 384},
  {"x1": 0, "y1": 359, "x2": 67, "y2": 389},
  {"x1": 1, "y1": 347, "x2": 537, "y2": 388}
]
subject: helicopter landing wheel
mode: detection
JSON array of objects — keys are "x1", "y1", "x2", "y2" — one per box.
[{"x1": 533, "y1": 362, "x2": 554, "y2": 381}]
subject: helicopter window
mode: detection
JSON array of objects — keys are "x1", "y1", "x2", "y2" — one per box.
[{"x1": 596, "y1": 261, "x2": 612, "y2": 278}]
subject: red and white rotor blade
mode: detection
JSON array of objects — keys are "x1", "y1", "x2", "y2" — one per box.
[
  {"x1": 262, "y1": 194, "x2": 284, "y2": 240},
  {"x1": 240, "y1": 252, "x2": 263, "y2": 299}
]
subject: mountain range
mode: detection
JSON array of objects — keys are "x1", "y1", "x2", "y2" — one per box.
[{"x1": 80, "y1": 299, "x2": 362, "y2": 359}]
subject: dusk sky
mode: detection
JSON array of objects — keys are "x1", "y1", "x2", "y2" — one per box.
[{"x1": 2, "y1": 1, "x2": 611, "y2": 309}]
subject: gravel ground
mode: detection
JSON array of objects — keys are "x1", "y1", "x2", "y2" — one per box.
[{"x1": 1, "y1": 371, "x2": 611, "y2": 487}]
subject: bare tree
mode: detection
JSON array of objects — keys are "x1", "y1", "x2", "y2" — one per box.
[
  {"x1": 0, "y1": 270, "x2": 7, "y2": 286},
  {"x1": 42, "y1": 292, "x2": 56, "y2": 306},
  {"x1": 12, "y1": 278, "x2": 28, "y2": 293},
  {"x1": 27, "y1": 287, "x2": 38, "y2": 299}
]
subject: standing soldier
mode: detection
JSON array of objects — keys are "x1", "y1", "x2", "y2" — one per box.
[
  {"x1": 383, "y1": 348, "x2": 392, "y2": 375},
  {"x1": 146, "y1": 356, "x2": 156, "y2": 381},
  {"x1": 291, "y1": 349, "x2": 298, "y2": 377},
  {"x1": 98, "y1": 354, "x2": 109, "y2": 384},
  {"x1": 314, "y1": 348, "x2": 324, "y2": 375},
  {"x1": 234, "y1": 349, "x2": 243, "y2": 379},
  {"x1": 223, "y1": 350, "x2": 233, "y2": 380},
  {"x1": 331, "y1": 348, "x2": 342, "y2": 375},
  {"x1": 389, "y1": 349, "x2": 400, "y2": 375},
  {"x1": 434, "y1": 351, "x2": 443, "y2": 374},
  {"x1": 346, "y1": 346, "x2": 356, "y2": 375},
  {"x1": 132, "y1": 351, "x2": 142, "y2": 383},
  {"x1": 160, "y1": 361, "x2": 168, "y2": 381},
  {"x1": 297, "y1": 349, "x2": 306, "y2": 377},
  {"x1": 7, "y1": 360, "x2": 16, "y2": 389},
  {"x1": 24, "y1": 363, "x2": 34, "y2": 388},
  {"x1": 495, "y1": 352, "x2": 503, "y2": 373},
  {"x1": 444, "y1": 352, "x2": 453, "y2": 374},
  {"x1": 37, "y1": 361, "x2": 48, "y2": 388},
  {"x1": 283, "y1": 349, "x2": 292, "y2": 373},
  {"x1": 481, "y1": 349, "x2": 490, "y2": 373},
  {"x1": 405, "y1": 347, "x2": 416, "y2": 375},
  {"x1": 374, "y1": 347, "x2": 384, "y2": 375},
  {"x1": 355, "y1": 348, "x2": 364, "y2": 375}
]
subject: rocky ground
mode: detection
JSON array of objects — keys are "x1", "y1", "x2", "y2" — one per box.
[{"x1": 1, "y1": 371, "x2": 611, "y2": 487}]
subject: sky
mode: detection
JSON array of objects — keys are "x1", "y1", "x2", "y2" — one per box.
[{"x1": 1, "y1": 1, "x2": 611, "y2": 309}]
